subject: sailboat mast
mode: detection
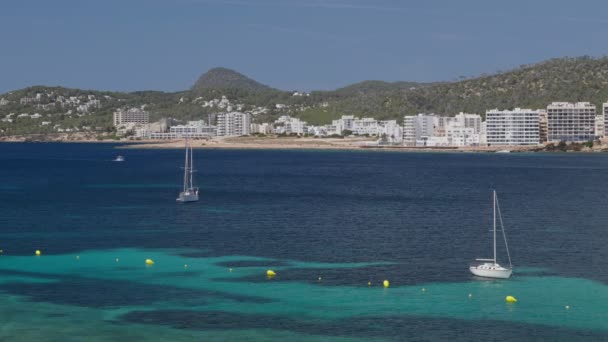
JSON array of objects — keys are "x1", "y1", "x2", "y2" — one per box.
[
  {"x1": 493, "y1": 190, "x2": 497, "y2": 265},
  {"x1": 189, "y1": 142, "x2": 193, "y2": 189},
  {"x1": 183, "y1": 139, "x2": 189, "y2": 192}
]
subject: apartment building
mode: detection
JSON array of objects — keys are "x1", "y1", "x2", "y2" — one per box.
[
  {"x1": 486, "y1": 108, "x2": 540, "y2": 145},
  {"x1": 216, "y1": 112, "x2": 251, "y2": 136},
  {"x1": 547, "y1": 102, "x2": 595, "y2": 142},
  {"x1": 113, "y1": 107, "x2": 149, "y2": 126}
]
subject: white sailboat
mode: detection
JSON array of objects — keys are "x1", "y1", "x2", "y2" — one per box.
[
  {"x1": 469, "y1": 190, "x2": 513, "y2": 279},
  {"x1": 176, "y1": 139, "x2": 199, "y2": 203}
]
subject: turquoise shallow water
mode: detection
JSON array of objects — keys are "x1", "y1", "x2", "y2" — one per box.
[
  {"x1": 0, "y1": 248, "x2": 607, "y2": 340},
  {"x1": 0, "y1": 143, "x2": 607, "y2": 340}
]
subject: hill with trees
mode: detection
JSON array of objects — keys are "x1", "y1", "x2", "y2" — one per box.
[{"x1": 3, "y1": 56, "x2": 608, "y2": 135}]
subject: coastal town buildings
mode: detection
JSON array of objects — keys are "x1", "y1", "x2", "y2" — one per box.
[
  {"x1": 103, "y1": 98, "x2": 608, "y2": 146},
  {"x1": 602, "y1": 102, "x2": 608, "y2": 138},
  {"x1": 332, "y1": 115, "x2": 356, "y2": 134},
  {"x1": 251, "y1": 123, "x2": 273, "y2": 134},
  {"x1": 216, "y1": 112, "x2": 251, "y2": 136},
  {"x1": 274, "y1": 115, "x2": 307, "y2": 135},
  {"x1": 547, "y1": 102, "x2": 595, "y2": 142},
  {"x1": 452, "y1": 112, "x2": 482, "y2": 133},
  {"x1": 595, "y1": 115, "x2": 604, "y2": 138},
  {"x1": 486, "y1": 108, "x2": 540, "y2": 145},
  {"x1": 441, "y1": 113, "x2": 482, "y2": 146},
  {"x1": 378, "y1": 120, "x2": 403, "y2": 143},
  {"x1": 446, "y1": 126, "x2": 480, "y2": 146},
  {"x1": 402, "y1": 116, "x2": 416, "y2": 146},
  {"x1": 480, "y1": 121, "x2": 487, "y2": 144},
  {"x1": 402, "y1": 114, "x2": 438, "y2": 146},
  {"x1": 113, "y1": 107, "x2": 149, "y2": 126},
  {"x1": 172, "y1": 121, "x2": 216, "y2": 137},
  {"x1": 307, "y1": 125, "x2": 336, "y2": 137},
  {"x1": 148, "y1": 120, "x2": 216, "y2": 139},
  {"x1": 352, "y1": 117, "x2": 379, "y2": 136},
  {"x1": 538, "y1": 110, "x2": 548, "y2": 143}
]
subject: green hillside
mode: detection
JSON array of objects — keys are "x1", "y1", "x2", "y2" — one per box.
[{"x1": 2, "y1": 56, "x2": 608, "y2": 136}]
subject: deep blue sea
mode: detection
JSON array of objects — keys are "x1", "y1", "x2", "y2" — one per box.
[{"x1": 0, "y1": 143, "x2": 607, "y2": 341}]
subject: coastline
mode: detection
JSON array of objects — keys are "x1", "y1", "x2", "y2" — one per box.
[
  {"x1": 1, "y1": 134, "x2": 606, "y2": 153},
  {"x1": 114, "y1": 136, "x2": 542, "y2": 153}
]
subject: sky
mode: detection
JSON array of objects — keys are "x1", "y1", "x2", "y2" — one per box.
[{"x1": 2, "y1": 0, "x2": 608, "y2": 93}]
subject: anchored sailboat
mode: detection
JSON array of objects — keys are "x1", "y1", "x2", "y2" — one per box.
[
  {"x1": 469, "y1": 190, "x2": 513, "y2": 279},
  {"x1": 176, "y1": 139, "x2": 199, "y2": 203}
]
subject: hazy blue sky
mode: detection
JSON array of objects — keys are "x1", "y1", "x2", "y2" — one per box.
[{"x1": 2, "y1": 0, "x2": 608, "y2": 93}]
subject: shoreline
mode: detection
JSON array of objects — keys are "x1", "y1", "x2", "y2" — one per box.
[
  {"x1": 114, "y1": 137, "x2": 542, "y2": 153},
  {"x1": 1, "y1": 134, "x2": 606, "y2": 153}
]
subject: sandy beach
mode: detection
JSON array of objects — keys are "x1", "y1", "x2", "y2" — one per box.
[
  {"x1": 3, "y1": 134, "x2": 606, "y2": 153},
  {"x1": 118, "y1": 136, "x2": 543, "y2": 153}
]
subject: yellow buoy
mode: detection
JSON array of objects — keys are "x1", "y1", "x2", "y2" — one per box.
[
  {"x1": 422, "y1": 288, "x2": 426, "y2": 292},
  {"x1": 505, "y1": 295, "x2": 517, "y2": 303},
  {"x1": 35, "y1": 250, "x2": 41, "y2": 256},
  {"x1": 229, "y1": 268, "x2": 233, "y2": 272},
  {"x1": 383, "y1": 280, "x2": 390, "y2": 288},
  {"x1": 184, "y1": 264, "x2": 189, "y2": 269},
  {"x1": 367, "y1": 281, "x2": 372, "y2": 287},
  {"x1": 266, "y1": 269, "x2": 276, "y2": 277},
  {"x1": 468, "y1": 293, "x2": 473, "y2": 298},
  {"x1": 145, "y1": 258, "x2": 155, "y2": 266},
  {"x1": 565, "y1": 305, "x2": 570, "y2": 310}
]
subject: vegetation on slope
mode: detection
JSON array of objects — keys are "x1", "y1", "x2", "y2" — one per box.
[{"x1": 3, "y1": 56, "x2": 608, "y2": 136}]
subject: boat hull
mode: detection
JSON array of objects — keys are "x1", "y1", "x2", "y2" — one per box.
[
  {"x1": 469, "y1": 265, "x2": 512, "y2": 279},
  {"x1": 176, "y1": 191, "x2": 199, "y2": 203}
]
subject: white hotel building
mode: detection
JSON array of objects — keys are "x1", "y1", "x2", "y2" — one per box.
[
  {"x1": 148, "y1": 120, "x2": 216, "y2": 139},
  {"x1": 378, "y1": 120, "x2": 403, "y2": 143},
  {"x1": 547, "y1": 102, "x2": 595, "y2": 142},
  {"x1": 403, "y1": 114, "x2": 438, "y2": 146},
  {"x1": 113, "y1": 107, "x2": 149, "y2": 126},
  {"x1": 486, "y1": 108, "x2": 540, "y2": 145},
  {"x1": 444, "y1": 112, "x2": 482, "y2": 146},
  {"x1": 331, "y1": 115, "x2": 356, "y2": 134},
  {"x1": 274, "y1": 115, "x2": 307, "y2": 135},
  {"x1": 216, "y1": 112, "x2": 251, "y2": 136},
  {"x1": 352, "y1": 117, "x2": 379, "y2": 135}
]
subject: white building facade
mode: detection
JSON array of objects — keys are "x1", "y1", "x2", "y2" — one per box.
[
  {"x1": 602, "y1": 102, "x2": 608, "y2": 139},
  {"x1": 148, "y1": 120, "x2": 216, "y2": 139},
  {"x1": 402, "y1": 116, "x2": 416, "y2": 146},
  {"x1": 113, "y1": 107, "x2": 149, "y2": 126},
  {"x1": 486, "y1": 108, "x2": 540, "y2": 145},
  {"x1": 452, "y1": 112, "x2": 482, "y2": 134},
  {"x1": 331, "y1": 115, "x2": 356, "y2": 134},
  {"x1": 216, "y1": 112, "x2": 251, "y2": 136},
  {"x1": 595, "y1": 115, "x2": 604, "y2": 138},
  {"x1": 251, "y1": 123, "x2": 273, "y2": 134},
  {"x1": 274, "y1": 116, "x2": 307, "y2": 135},
  {"x1": 402, "y1": 114, "x2": 438, "y2": 146},
  {"x1": 352, "y1": 118, "x2": 379, "y2": 136},
  {"x1": 446, "y1": 126, "x2": 480, "y2": 146},
  {"x1": 378, "y1": 120, "x2": 403, "y2": 143},
  {"x1": 547, "y1": 102, "x2": 595, "y2": 142}
]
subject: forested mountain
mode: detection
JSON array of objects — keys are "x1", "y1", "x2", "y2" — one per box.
[{"x1": 3, "y1": 56, "x2": 608, "y2": 135}]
